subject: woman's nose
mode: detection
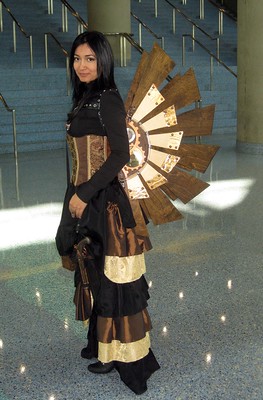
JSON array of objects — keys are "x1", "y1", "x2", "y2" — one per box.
[{"x1": 79, "y1": 59, "x2": 87, "y2": 69}]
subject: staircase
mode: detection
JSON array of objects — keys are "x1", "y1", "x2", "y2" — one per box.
[
  {"x1": 0, "y1": 0, "x2": 86, "y2": 153},
  {"x1": 0, "y1": 0, "x2": 237, "y2": 154},
  {"x1": 129, "y1": 0, "x2": 237, "y2": 139}
]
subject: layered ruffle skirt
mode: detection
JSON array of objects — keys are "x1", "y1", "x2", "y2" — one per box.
[{"x1": 56, "y1": 179, "x2": 160, "y2": 394}]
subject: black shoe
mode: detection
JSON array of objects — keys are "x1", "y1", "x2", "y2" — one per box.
[
  {"x1": 88, "y1": 361, "x2": 115, "y2": 374},
  {"x1": 81, "y1": 347, "x2": 97, "y2": 360}
]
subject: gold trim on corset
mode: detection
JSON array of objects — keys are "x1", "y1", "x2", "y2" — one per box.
[
  {"x1": 104, "y1": 253, "x2": 146, "y2": 283},
  {"x1": 67, "y1": 134, "x2": 107, "y2": 186},
  {"x1": 98, "y1": 332, "x2": 151, "y2": 363}
]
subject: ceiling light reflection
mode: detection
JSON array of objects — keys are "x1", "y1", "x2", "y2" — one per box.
[
  {"x1": 162, "y1": 326, "x2": 167, "y2": 334},
  {"x1": 20, "y1": 364, "x2": 26, "y2": 374},
  {"x1": 206, "y1": 353, "x2": 212, "y2": 364},
  {"x1": 64, "y1": 318, "x2": 69, "y2": 330},
  {"x1": 0, "y1": 339, "x2": 3, "y2": 349},
  {"x1": 179, "y1": 291, "x2": 184, "y2": 299},
  {"x1": 148, "y1": 280, "x2": 153, "y2": 288},
  {"x1": 221, "y1": 315, "x2": 226, "y2": 323},
  {"x1": 227, "y1": 280, "x2": 232, "y2": 289}
]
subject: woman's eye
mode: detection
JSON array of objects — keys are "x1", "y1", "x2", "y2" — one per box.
[
  {"x1": 73, "y1": 57, "x2": 79, "y2": 62},
  {"x1": 87, "y1": 57, "x2": 96, "y2": 62}
]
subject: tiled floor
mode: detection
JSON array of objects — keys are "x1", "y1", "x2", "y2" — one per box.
[{"x1": 0, "y1": 134, "x2": 262, "y2": 400}]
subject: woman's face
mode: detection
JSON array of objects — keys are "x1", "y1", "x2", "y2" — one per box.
[{"x1": 73, "y1": 43, "x2": 98, "y2": 83}]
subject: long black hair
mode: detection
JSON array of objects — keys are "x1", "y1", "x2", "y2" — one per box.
[{"x1": 69, "y1": 31, "x2": 117, "y2": 110}]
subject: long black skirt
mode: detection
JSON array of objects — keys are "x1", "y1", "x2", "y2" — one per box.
[{"x1": 56, "y1": 179, "x2": 160, "y2": 394}]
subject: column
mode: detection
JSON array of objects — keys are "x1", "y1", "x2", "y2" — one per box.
[
  {"x1": 237, "y1": 1, "x2": 263, "y2": 154},
  {"x1": 87, "y1": 0, "x2": 131, "y2": 65}
]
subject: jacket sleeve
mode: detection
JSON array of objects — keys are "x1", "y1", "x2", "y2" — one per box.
[{"x1": 76, "y1": 90, "x2": 130, "y2": 203}]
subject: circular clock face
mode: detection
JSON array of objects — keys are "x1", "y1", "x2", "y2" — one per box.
[{"x1": 124, "y1": 120, "x2": 149, "y2": 178}]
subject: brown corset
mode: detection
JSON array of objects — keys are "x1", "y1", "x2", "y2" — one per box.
[{"x1": 67, "y1": 134, "x2": 108, "y2": 186}]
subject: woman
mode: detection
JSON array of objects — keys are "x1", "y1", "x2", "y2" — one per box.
[{"x1": 56, "y1": 31, "x2": 160, "y2": 395}]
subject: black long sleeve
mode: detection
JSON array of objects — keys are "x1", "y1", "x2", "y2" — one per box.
[{"x1": 76, "y1": 90, "x2": 130, "y2": 203}]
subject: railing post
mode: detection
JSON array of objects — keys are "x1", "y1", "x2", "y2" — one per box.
[
  {"x1": 172, "y1": 9, "x2": 176, "y2": 34},
  {"x1": 48, "y1": 0, "x2": 53, "y2": 15},
  {"x1": 120, "y1": 35, "x2": 124, "y2": 67},
  {"x1": 66, "y1": 56, "x2": 70, "y2": 96},
  {"x1": 219, "y1": 10, "x2": 223, "y2": 34},
  {"x1": 192, "y1": 25, "x2": 195, "y2": 52},
  {"x1": 15, "y1": 156, "x2": 20, "y2": 202},
  {"x1": 154, "y1": 0, "x2": 158, "y2": 17},
  {"x1": 29, "y1": 35, "x2": 33, "y2": 68},
  {"x1": 12, "y1": 109, "x2": 18, "y2": 159},
  {"x1": 210, "y1": 55, "x2": 214, "y2": 90},
  {"x1": 62, "y1": 4, "x2": 65, "y2": 32},
  {"x1": 44, "y1": 34, "x2": 48, "y2": 68},
  {"x1": 78, "y1": 22, "x2": 84, "y2": 35},
  {"x1": 65, "y1": 6, "x2": 68, "y2": 32},
  {"x1": 161, "y1": 36, "x2": 164, "y2": 50},
  {"x1": 0, "y1": 2, "x2": 3, "y2": 32},
  {"x1": 182, "y1": 35, "x2": 186, "y2": 66},
  {"x1": 138, "y1": 22, "x2": 142, "y2": 46},
  {"x1": 216, "y1": 37, "x2": 220, "y2": 62},
  {"x1": 200, "y1": 0, "x2": 205, "y2": 20},
  {"x1": 123, "y1": 36, "x2": 127, "y2": 67},
  {"x1": 195, "y1": 99, "x2": 202, "y2": 143},
  {"x1": 62, "y1": 4, "x2": 68, "y2": 33},
  {"x1": 13, "y1": 21, "x2": 16, "y2": 52}
]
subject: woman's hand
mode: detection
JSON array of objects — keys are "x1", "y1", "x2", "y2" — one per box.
[{"x1": 69, "y1": 193, "x2": 87, "y2": 219}]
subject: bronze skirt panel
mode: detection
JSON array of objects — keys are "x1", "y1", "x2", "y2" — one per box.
[
  {"x1": 97, "y1": 309, "x2": 152, "y2": 343},
  {"x1": 106, "y1": 200, "x2": 151, "y2": 257}
]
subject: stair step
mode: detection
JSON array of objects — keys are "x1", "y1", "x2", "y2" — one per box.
[{"x1": 0, "y1": 0, "x2": 237, "y2": 153}]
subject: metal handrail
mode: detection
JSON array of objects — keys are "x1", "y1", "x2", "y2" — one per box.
[
  {"x1": 180, "y1": 0, "x2": 205, "y2": 19},
  {"x1": 163, "y1": 0, "x2": 220, "y2": 59},
  {"x1": 0, "y1": 92, "x2": 17, "y2": 158},
  {"x1": 105, "y1": 32, "x2": 177, "y2": 84},
  {"x1": 208, "y1": 0, "x2": 237, "y2": 21},
  {"x1": 61, "y1": 0, "x2": 88, "y2": 34},
  {"x1": 47, "y1": 0, "x2": 88, "y2": 34},
  {"x1": 182, "y1": 34, "x2": 237, "y2": 90},
  {"x1": 103, "y1": 32, "x2": 142, "y2": 68},
  {"x1": 44, "y1": 32, "x2": 70, "y2": 95},
  {"x1": 131, "y1": 11, "x2": 164, "y2": 49},
  {"x1": 207, "y1": 0, "x2": 237, "y2": 35},
  {"x1": 0, "y1": 0, "x2": 33, "y2": 68}
]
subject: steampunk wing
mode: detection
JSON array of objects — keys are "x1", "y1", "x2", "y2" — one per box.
[{"x1": 123, "y1": 43, "x2": 219, "y2": 225}]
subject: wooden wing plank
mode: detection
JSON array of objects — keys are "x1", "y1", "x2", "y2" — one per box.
[
  {"x1": 161, "y1": 68, "x2": 201, "y2": 110},
  {"x1": 176, "y1": 144, "x2": 220, "y2": 173},
  {"x1": 139, "y1": 187, "x2": 183, "y2": 225},
  {"x1": 150, "y1": 143, "x2": 220, "y2": 173},
  {"x1": 131, "y1": 43, "x2": 176, "y2": 111},
  {"x1": 140, "y1": 68, "x2": 201, "y2": 124},
  {"x1": 162, "y1": 168, "x2": 210, "y2": 204},
  {"x1": 125, "y1": 50, "x2": 149, "y2": 113},
  {"x1": 176, "y1": 105, "x2": 216, "y2": 137}
]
